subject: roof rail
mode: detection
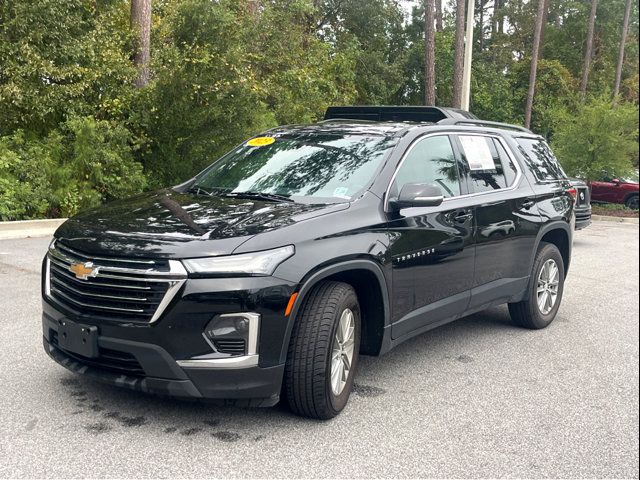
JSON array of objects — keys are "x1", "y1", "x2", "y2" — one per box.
[
  {"x1": 437, "y1": 118, "x2": 533, "y2": 133},
  {"x1": 324, "y1": 106, "x2": 478, "y2": 124}
]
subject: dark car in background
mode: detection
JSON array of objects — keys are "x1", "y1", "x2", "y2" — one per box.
[
  {"x1": 590, "y1": 174, "x2": 639, "y2": 210},
  {"x1": 42, "y1": 106, "x2": 576, "y2": 419},
  {"x1": 569, "y1": 178, "x2": 591, "y2": 230}
]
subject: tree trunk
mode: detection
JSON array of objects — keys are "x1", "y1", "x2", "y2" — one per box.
[
  {"x1": 613, "y1": 0, "x2": 632, "y2": 98},
  {"x1": 492, "y1": 0, "x2": 502, "y2": 37},
  {"x1": 452, "y1": 0, "x2": 466, "y2": 108},
  {"x1": 580, "y1": 0, "x2": 598, "y2": 97},
  {"x1": 538, "y1": 0, "x2": 551, "y2": 57},
  {"x1": 479, "y1": 0, "x2": 484, "y2": 50},
  {"x1": 524, "y1": 0, "x2": 548, "y2": 130},
  {"x1": 131, "y1": 0, "x2": 151, "y2": 88},
  {"x1": 424, "y1": 0, "x2": 437, "y2": 105}
]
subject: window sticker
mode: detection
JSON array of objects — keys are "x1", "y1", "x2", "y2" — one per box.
[
  {"x1": 459, "y1": 136, "x2": 495, "y2": 171},
  {"x1": 246, "y1": 136, "x2": 276, "y2": 147}
]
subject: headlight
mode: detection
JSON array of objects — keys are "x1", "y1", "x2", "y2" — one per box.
[{"x1": 182, "y1": 245, "x2": 294, "y2": 276}]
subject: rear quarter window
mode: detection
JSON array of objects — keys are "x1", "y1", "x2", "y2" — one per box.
[{"x1": 516, "y1": 138, "x2": 566, "y2": 182}]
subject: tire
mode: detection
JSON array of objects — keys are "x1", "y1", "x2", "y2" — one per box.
[
  {"x1": 284, "y1": 281, "x2": 361, "y2": 420},
  {"x1": 508, "y1": 242, "x2": 565, "y2": 329},
  {"x1": 625, "y1": 194, "x2": 639, "y2": 210}
]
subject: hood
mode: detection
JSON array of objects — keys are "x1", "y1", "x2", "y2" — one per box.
[{"x1": 55, "y1": 189, "x2": 349, "y2": 258}]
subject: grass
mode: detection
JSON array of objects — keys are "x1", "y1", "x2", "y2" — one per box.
[{"x1": 591, "y1": 203, "x2": 639, "y2": 218}]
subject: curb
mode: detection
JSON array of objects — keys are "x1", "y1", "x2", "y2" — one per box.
[
  {"x1": 0, "y1": 218, "x2": 67, "y2": 240},
  {"x1": 591, "y1": 214, "x2": 639, "y2": 224}
]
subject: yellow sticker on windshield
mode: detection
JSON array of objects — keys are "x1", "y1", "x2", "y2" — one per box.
[{"x1": 247, "y1": 136, "x2": 276, "y2": 147}]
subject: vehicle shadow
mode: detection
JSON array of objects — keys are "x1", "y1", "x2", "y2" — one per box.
[{"x1": 56, "y1": 306, "x2": 522, "y2": 436}]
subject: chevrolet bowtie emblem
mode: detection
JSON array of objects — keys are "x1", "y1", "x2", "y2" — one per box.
[{"x1": 69, "y1": 262, "x2": 99, "y2": 280}]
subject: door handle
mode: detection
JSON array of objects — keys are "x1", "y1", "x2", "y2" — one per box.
[{"x1": 453, "y1": 211, "x2": 473, "y2": 222}]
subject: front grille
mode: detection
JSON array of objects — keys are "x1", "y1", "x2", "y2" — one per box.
[
  {"x1": 51, "y1": 331, "x2": 145, "y2": 376},
  {"x1": 214, "y1": 339, "x2": 247, "y2": 355},
  {"x1": 46, "y1": 242, "x2": 187, "y2": 323}
]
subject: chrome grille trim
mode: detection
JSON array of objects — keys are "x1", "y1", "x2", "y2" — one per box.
[
  {"x1": 55, "y1": 242, "x2": 158, "y2": 265},
  {"x1": 48, "y1": 264, "x2": 152, "y2": 290},
  {"x1": 50, "y1": 277, "x2": 149, "y2": 302},
  {"x1": 46, "y1": 242, "x2": 187, "y2": 323},
  {"x1": 50, "y1": 287, "x2": 146, "y2": 314},
  {"x1": 49, "y1": 247, "x2": 171, "y2": 276}
]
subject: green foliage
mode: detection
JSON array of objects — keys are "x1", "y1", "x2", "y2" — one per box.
[
  {"x1": 0, "y1": 0, "x2": 639, "y2": 220},
  {"x1": 0, "y1": 117, "x2": 146, "y2": 220},
  {"x1": 0, "y1": 0, "x2": 138, "y2": 135},
  {"x1": 552, "y1": 96, "x2": 639, "y2": 180},
  {"x1": 511, "y1": 59, "x2": 579, "y2": 136}
]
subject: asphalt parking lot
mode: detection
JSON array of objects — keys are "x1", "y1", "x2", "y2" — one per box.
[{"x1": 0, "y1": 221, "x2": 638, "y2": 479}]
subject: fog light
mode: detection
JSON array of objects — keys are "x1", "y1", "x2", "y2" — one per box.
[{"x1": 203, "y1": 313, "x2": 260, "y2": 357}]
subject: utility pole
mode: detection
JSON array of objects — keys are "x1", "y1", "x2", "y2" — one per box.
[{"x1": 460, "y1": 0, "x2": 474, "y2": 110}]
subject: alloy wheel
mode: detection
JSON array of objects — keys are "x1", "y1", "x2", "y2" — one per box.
[
  {"x1": 330, "y1": 308, "x2": 356, "y2": 396},
  {"x1": 537, "y1": 259, "x2": 560, "y2": 315}
]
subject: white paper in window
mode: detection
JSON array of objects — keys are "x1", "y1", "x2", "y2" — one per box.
[{"x1": 459, "y1": 136, "x2": 496, "y2": 171}]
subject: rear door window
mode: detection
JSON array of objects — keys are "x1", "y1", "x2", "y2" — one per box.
[
  {"x1": 516, "y1": 138, "x2": 566, "y2": 182},
  {"x1": 455, "y1": 135, "x2": 519, "y2": 192}
]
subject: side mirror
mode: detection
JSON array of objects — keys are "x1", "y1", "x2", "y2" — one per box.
[
  {"x1": 612, "y1": 178, "x2": 621, "y2": 185},
  {"x1": 389, "y1": 183, "x2": 444, "y2": 211}
]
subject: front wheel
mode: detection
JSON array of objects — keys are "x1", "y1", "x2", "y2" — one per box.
[
  {"x1": 284, "y1": 281, "x2": 361, "y2": 420},
  {"x1": 509, "y1": 242, "x2": 565, "y2": 329},
  {"x1": 625, "y1": 195, "x2": 639, "y2": 210}
]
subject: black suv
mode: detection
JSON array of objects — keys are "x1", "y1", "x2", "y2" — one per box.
[{"x1": 42, "y1": 106, "x2": 575, "y2": 419}]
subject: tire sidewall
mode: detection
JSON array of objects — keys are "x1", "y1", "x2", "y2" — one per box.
[
  {"x1": 529, "y1": 244, "x2": 565, "y2": 327},
  {"x1": 325, "y1": 291, "x2": 361, "y2": 414}
]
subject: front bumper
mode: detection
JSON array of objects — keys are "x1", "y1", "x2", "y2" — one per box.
[
  {"x1": 575, "y1": 206, "x2": 592, "y2": 230},
  {"x1": 43, "y1": 313, "x2": 285, "y2": 405},
  {"x1": 42, "y1": 272, "x2": 297, "y2": 405}
]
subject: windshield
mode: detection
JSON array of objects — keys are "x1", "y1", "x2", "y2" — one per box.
[
  {"x1": 622, "y1": 171, "x2": 639, "y2": 184},
  {"x1": 191, "y1": 133, "x2": 398, "y2": 202}
]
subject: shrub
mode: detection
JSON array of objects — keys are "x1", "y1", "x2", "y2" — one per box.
[
  {"x1": 0, "y1": 117, "x2": 146, "y2": 220},
  {"x1": 551, "y1": 96, "x2": 639, "y2": 181}
]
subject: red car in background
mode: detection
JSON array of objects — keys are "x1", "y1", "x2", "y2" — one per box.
[{"x1": 590, "y1": 174, "x2": 639, "y2": 210}]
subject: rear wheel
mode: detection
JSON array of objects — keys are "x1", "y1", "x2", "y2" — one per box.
[
  {"x1": 284, "y1": 281, "x2": 360, "y2": 420},
  {"x1": 625, "y1": 194, "x2": 639, "y2": 210},
  {"x1": 509, "y1": 242, "x2": 565, "y2": 329}
]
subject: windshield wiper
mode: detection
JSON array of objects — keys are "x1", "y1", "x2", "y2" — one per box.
[
  {"x1": 223, "y1": 191, "x2": 295, "y2": 203},
  {"x1": 187, "y1": 185, "x2": 214, "y2": 196}
]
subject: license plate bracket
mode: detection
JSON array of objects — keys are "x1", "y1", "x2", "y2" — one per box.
[{"x1": 58, "y1": 321, "x2": 99, "y2": 358}]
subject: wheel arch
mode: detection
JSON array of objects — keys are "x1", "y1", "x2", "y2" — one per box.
[
  {"x1": 279, "y1": 260, "x2": 390, "y2": 363},
  {"x1": 534, "y1": 222, "x2": 572, "y2": 277}
]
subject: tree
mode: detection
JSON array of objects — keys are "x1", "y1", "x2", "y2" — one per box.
[
  {"x1": 492, "y1": 0, "x2": 503, "y2": 37},
  {"x1": 131, "y1": 0, "x2": 152, "y2": 87},
  {"x1": 614, "y1": 0, "x2": 633, "y2": 98},
  {"x1": 580, "y1": 0, "x2": 598, "y2": 96},
  {"x1": 553, "y1": 96, "x2": 639, "y2": 180},
  {"x1": 452, "y1": 0, "x2": 466, "y2": 108},
  {"x1": 424, "y1": 0, "x2": 436, "y2": 104},
  {"x1": 435, "y1": 0, "x2": 443, "y2": 31},
  {"x1": 524, "y1": 0, "x2": 548, "y2": 129}
]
